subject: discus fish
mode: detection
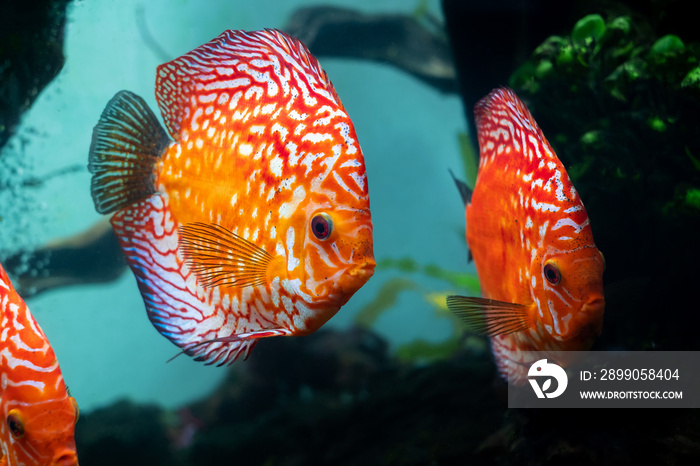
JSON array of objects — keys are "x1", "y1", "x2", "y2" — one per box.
[
  {"x1": 0, "y1": 264, "x2": 79, "y2": 466},
  {"x1": 88, "y1": 29, "x2": 375, "y2": 365},
  {"x1": 447, "y1": 88, "x2": 605, "y2": 384}
]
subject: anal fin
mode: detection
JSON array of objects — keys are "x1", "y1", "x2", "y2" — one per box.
[{"x1": 168, "y1": 328, "x2": 293, "y2": 366}]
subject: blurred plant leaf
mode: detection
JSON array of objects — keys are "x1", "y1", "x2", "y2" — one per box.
[
  {"x1": 572, "y1": 14, "x2": 606, "y2": 45},
  {"x1": 425, "y1": 291, "x2": 450, "y2": 313},
  {"x1": 650, "y1": 34, "x2": 685, "y2": 56},
  {"x1": 354, "y1": 277, "x2": 418, "y2": 328},
  {"x1": 378, "y1": 257, "x2": 480, "y2": 292},
  {"x1": 395, "y1": 338, "x2": 461, "y2": 362},
  {"x1": 394, "y1": 293, "x2": 488, "y2": 363},
  {"x1": 457, "y1": 131, "x2": 478, "y2": 189}
]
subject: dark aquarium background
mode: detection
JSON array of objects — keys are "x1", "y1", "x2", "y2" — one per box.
[{"x1": 1, "y1": 0, "x2": 699, "y2": 464}]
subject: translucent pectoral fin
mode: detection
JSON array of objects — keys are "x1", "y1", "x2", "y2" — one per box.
[
  {"x1": 446, "y1": 296, "x2": 531, "y2": 336},
  {"x1": 179, "y1": 222, "x2": 272, "y2": 288}
]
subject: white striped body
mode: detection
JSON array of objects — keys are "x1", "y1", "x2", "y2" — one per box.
[{"x1": 91, "y1": 29, "x2": 375, "y2": 365}]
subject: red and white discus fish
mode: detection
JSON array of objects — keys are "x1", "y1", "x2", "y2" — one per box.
[
  {"x1": 88, "y1": 29, "x2": 375, "y2": 365},
  {"x1": 0, "y1": 264, "x2": 79, "y2": 466},
  {"x1": 447, "y1": 88, "x2": 605, "y2": 384}
]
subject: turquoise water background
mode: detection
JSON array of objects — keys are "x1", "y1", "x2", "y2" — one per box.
[{"x1": 0, "y1": 0, "x2": 472, "y2": 412}]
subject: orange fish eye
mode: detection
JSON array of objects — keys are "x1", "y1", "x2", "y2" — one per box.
[
  {"x1": 7, "y1": 409, "x2": 24, "y2": 439},
  {"x1": 311, "y1": 213, "x2": 333, "y2": 240},
  {"x1": 70, "y1": 396, "x2": 80, "y2": 423},
  {"x1": 543, "y1": 263, "x2": 561, "y2": 285}
]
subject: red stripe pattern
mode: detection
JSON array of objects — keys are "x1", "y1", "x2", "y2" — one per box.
[
  {"x1": 111, "y1": 29, "x2": 375, "y2": 365},
  {"x1": 466, "y1": 88, "x2": 605, "y2": 384},
  {"x1": 0, "y1": 264, "x2": 78, "y2": 465}
]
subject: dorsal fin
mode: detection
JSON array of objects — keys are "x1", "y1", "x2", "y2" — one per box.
[
  {"x1": 449, "y1": 169, "x2": 472, "y2": 206},
  {"x1": 448, "y1": 169, "x2": 473, "y2": 262},
  {"x1": 474, "y1": 87, "x2": 541, "y2": 141},
  {"x1": 154, "y1": 28, "x2": 338, "y2": 140}
]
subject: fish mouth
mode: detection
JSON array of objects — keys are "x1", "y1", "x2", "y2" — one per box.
[
  {"x1": 582, "y1": 298, "x2": 605, "y2": 316},
  {"x1": 350, "y1": 260, "x2": 376, "y2": 282},
  {"x1": 342, "y1": 260, "x2": 376, "y2": 292},
  {"x1": 52, "y1": 450, "x2": 78, "y2": 466},
  {"x1": 580, "y1": 298, "x2": 605, "y2": 336}
]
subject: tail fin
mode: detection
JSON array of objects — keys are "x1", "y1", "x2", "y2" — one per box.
[{"x1": 88, "y1": 90, "x2": 170, "y2": 214}]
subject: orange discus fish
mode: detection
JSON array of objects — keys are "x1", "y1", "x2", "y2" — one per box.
[
  {"x1": 0, "y1": 264, "x2": 79, "y2": 466},
  {"x1": 447, "y1": 88, "x2": 605, "y2": 384},
  {"x1": 88, "y1": 29, "x2": 375, "y2": 366}
]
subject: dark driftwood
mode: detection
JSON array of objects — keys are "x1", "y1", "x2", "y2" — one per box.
[
  {"x1": 0, "y1": 0, "x2": 71, "y2": 151},
  {"x1": 3, "y1": 219, "x2": 126, "y2": 298},
  {"x1": 284, "y1": 6, "x2": 458, "y2": 94}
]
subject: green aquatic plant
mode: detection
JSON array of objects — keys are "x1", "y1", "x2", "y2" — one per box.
[
  {"x1": 353, "y1": 277, "x2": 418, "y2": 329},
  {"x1": 507, "y1": 11, "x2": 700, "y2": 351},
  {"x1": 377, "y1": 257, "x2": 480, "y2": 291},
  {"x1": 393, "y1": 289, "x2": 488, "y2": 362},
  {"x1": 508, "y1": 11, "x2": 700, "y2": 245},
  {"x1": 571, "y1": 14, "x2": 607, "y2": 46}
]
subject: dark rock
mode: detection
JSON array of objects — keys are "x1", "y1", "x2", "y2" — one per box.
[
  {"x1": 441, "y1": 0, "x2": 584, "y2": 133},
  {"x1": 73, "y1": 327, "x2": 700, "y2": 465},
  {"x1": 0, "y1": 0, "x2": 70, "y2": 150},
  {"x1": 185, "y1": 327, "x2": 503, "y2": 466},
  {"x1": 75, "y1": 399, "x2": 182, "y2": 466}
]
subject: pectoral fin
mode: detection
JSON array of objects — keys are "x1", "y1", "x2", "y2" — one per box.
[
  {"x1": 178, "y1": 222, "x2": 272, "y2": 288},
  {"x1": 446, "y1": 295, "x2": 531, "y2": 336}
]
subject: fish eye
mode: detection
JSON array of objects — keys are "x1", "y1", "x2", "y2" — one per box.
[
  {"x1": 70, "y1": 397, "x2": 80, "y2": 423},
  {"x1": 544, "y1": 263, "x2": 561, "y2": 285},
  {"x1": 7, "y1": 410, "x2": 24, "y2": 439},
  {"x1": 311, "y1": 214, "x2": 332, "y2": 240}
]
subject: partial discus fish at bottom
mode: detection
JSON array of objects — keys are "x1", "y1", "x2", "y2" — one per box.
[{"x1": 0, "y1": 264, "x2": 79, "y2": 466}]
